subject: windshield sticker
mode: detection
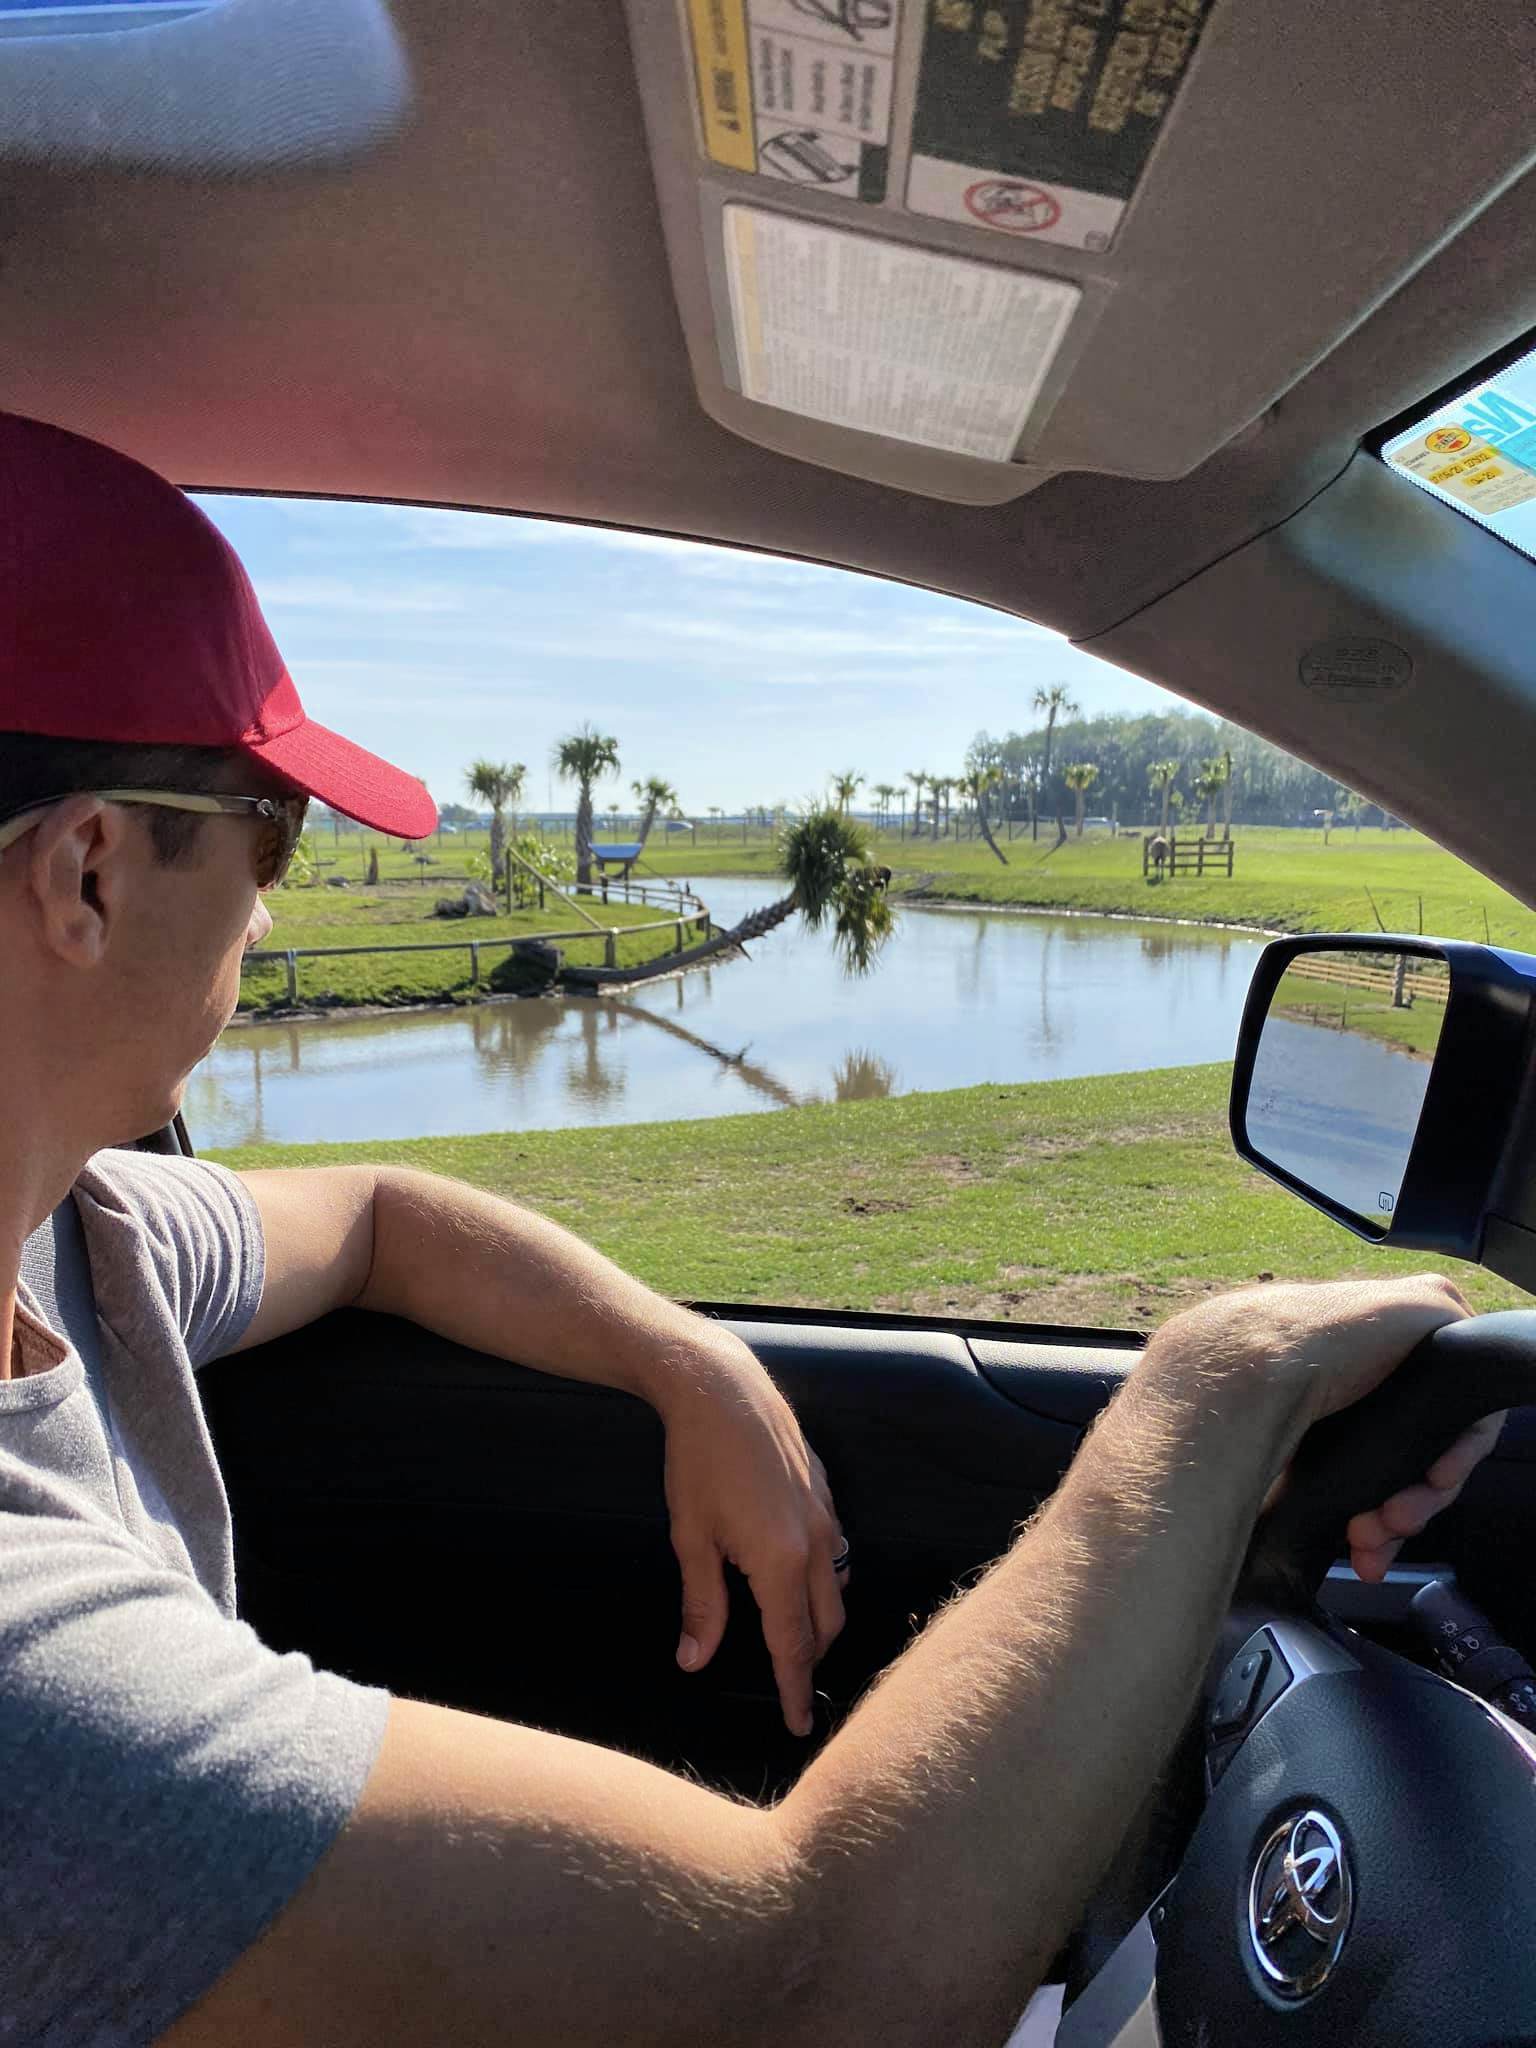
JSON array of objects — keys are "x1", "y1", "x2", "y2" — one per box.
[
  {"x1": 905, "y1": 0, "x2": 1214, "y2": 252},
  {"x1": 1384, "y1": 346, "x2": 1536, "y2": 553},
  {"x1": 687, "y1": 0, "x2": 896, "y2": 201}
]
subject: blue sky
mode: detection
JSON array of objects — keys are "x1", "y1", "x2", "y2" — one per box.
[{"x1": 197, "y1": 494, "x2": 1186, "y2": 817}]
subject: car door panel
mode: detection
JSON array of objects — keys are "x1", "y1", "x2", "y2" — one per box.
[
  {"x1": 201, "y1": 1308, "x2": 1137, "y2": 1795},
  {"x1": 202, "y1": 1303, "x2": 1536, "y2": 1798}
]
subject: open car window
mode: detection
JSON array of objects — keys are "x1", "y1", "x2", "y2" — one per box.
[{"x1": 189, "y1": 495, "x2": 1533, "y2": 1332}]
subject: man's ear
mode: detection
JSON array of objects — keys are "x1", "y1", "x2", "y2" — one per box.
[{"x1": 24, "y1": 796, "x2": 133, "y2": 967}]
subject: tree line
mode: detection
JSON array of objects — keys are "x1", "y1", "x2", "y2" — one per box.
[{"x1": 965, "y1": 701, "x2": 1382, "y2": 834}]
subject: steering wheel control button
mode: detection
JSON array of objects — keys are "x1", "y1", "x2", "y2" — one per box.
[
  {"x1": 1247, "y1": 1809, "x2": 1354, "y2": 2000},
  {"x1": 1209, "y1": 1645, "x2": 1270, "y2": 1737}
]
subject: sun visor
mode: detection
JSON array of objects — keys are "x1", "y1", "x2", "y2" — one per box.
[{"x1": 624, "y1": 0, "x2": 1536, "y2": 503}]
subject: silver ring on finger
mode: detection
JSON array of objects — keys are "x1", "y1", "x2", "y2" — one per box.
[{"x1": 831, "y1": 1539, "x2": 851, "y2": 1574}]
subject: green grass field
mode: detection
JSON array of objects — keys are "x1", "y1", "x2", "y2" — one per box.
[
  {"x1": 207, "y1": 1065, "x2": 1525, "y2": 1327},
  {"x1": 328, "y1": 819, "x2": 1536, "y2": 947},
  {"x1": 644, "y1": 823, "x2": 1536, "y2": 948}
]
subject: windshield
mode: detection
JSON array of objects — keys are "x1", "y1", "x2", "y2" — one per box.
[{"x1": 1382, "y1": 338, "x2": 1536, "y2": 559}]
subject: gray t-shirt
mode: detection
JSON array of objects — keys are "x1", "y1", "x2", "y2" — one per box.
[{"x1": 5, "y1": 1149, "x2": 389, "y2": 2047}]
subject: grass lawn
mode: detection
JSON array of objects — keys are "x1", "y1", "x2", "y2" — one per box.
[
  {"x1": 243, "y1": 879, "x2": 699, "y2": 1012},
  {"x1": 207, "y1": 1064, "x2": 1527, "y2": 1329},
  {"x1": 643, "y1": 824, "x2": 1536, "y2": 947}
]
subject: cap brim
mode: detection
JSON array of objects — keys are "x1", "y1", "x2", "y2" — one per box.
[{"x1": 246, "y1": 716, "x2": 439, "y2": 839}]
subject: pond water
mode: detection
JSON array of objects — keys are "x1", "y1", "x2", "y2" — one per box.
[{"x1": 185, "y1": 879, "x2": 1265, "y2": 1148}]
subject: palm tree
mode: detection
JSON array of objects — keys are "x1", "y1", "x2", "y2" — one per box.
[
  {"x1": 906, "y1": 772, "x2": 926, "y2": 837},
  {"x1": 873, "y1": 782, "x2": 898, "y2": 830},
  {"x1": 1148, "y1": 758, "x2": 1180, "y2": 837},
  {"x1": 724, "y1": 808, "x2": 894, "y2": 974},
  {"x1": 555, "y1": 726, "x2": 620, "y2": 887},
  {"x1": 1064, "y1": 762, "x2": 1099, "y2": 837},
  {"x1": 1219, "y1": 746, "x2": 1236, "y2": 842},
  {"x1": 1031, "y1": 684, "x2": 1079, "y2": 839},
  {"x1": 465, "y1": 758, "x2": 527, "y2": 878},
  {"x1": 928, "y1": 775, "x2": 949, "y2": 839},
  {"x1": 959, "y1": 766, "x2": 1009, "y2": 865},
  {"x1": 1195, "y1": 756, "x2": 1230, "y2": 839},
  {"x1": 830, "y1": 770, "x2": 864, "y2": 815},
  {"x1": 631, "y1": 776, "x2": 680, "y2": 851}
]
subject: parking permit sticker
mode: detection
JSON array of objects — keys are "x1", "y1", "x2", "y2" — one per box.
[
  {"x1": 722, "y1": 203, "x2": 1079, "y2": 459},
  {"x1": 1387, "y1": 426, "x2": 1536, "y2": 518},
  {"x1": 687, "y1": 0, "x2": 896, "y2": 201},
  {"x1": 905, "y1": 0, "x2": 1214, "y2": 252},
  {"x1": 1381, "y1": 349, "x2": 1536, "y2": 561}
]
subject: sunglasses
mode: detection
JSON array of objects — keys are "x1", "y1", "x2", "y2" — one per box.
[{"x1": 0, "y1": 788, "x2": 310, "y2": 891}]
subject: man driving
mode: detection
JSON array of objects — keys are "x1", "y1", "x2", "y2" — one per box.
[{"x1": 0, "y1": 412, "x2": 1499, "y2": 2047}]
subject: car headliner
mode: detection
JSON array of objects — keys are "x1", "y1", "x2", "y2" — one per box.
[{"x1": 2, "y1": 0, "x2": 1535, "y2": 898}]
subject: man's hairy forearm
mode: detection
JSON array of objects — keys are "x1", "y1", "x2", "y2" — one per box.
[
  {"x1": 765, "y1": 1344, "x2": 1309, "y2": 2045},
  {"x1": 357, "y1": 1167, "x2": 753, "y2": 1406}
]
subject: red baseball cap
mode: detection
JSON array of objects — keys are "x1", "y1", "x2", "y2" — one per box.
[{"x1": 0, "y1": 411, "x2": 438, "y2": 839}]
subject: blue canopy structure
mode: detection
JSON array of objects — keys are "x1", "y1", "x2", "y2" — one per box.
[{"x1": 592, "y1": 842, "x2": 643, "y2": 867}]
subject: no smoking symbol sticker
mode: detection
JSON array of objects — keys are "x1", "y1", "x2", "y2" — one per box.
[{"x1": 963, "y1": 180, "x2": 1062, "y2": 234}]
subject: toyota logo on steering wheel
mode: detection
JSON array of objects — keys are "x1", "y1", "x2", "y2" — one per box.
[{"x1": 1247, "y1": 1808, "x2": 1354, "y2": 1998}]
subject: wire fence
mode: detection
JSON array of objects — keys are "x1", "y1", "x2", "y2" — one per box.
[{"x1": 243, "y1": 907, "x2": 715, "y2": 1007}]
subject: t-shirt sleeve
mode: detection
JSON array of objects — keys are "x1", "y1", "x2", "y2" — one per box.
[
  {"x1": 0, "y1": 1514, "x2": 388, "y2": 2047},
  {"x1": 89, "y1": 1150, "x2": 266, "y2": 1367}
]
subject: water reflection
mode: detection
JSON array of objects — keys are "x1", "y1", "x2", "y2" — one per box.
[
  {"x1": 832, "y1": 1050, "x2": 897, "y2": 1102},
  {"x1": 565, "y1": 1004, "x2": 627, "y2": 1107},
  {"x1": 188, "y1": 882, "x2": 1265, "y2": 1146}
]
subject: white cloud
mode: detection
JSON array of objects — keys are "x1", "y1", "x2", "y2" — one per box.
[
  {"x1": 616, "y1": 609, "x2": 1047, "y2": 663},
  {"x1": 257, "y1": 576, "x2": 468, "y2": 615}
]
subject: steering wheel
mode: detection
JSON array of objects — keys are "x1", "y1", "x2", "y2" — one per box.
[{"x1": 1060, "y1": 1310, "x2": 1536, "y2": 2047}]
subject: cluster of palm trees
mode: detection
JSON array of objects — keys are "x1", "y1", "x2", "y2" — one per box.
[
  {"x1": 1147, "y1": 751, "x2": 1234, "y2": 839},
  {"x1": 831, "y1": 687, "x2": 1113, "y2": 860},
  {"x1": 468, "y1": 733, "x2": 682, "y2": 891}
]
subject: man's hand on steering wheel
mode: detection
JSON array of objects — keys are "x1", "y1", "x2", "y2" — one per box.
[{"x1": 1147, "y1": 1272, "x2": 1505, "y2": 1581}]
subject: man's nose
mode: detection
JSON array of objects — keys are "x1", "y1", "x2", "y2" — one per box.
[{"x1": 246, "y1": 897, "x2": 274, "y2": 949}]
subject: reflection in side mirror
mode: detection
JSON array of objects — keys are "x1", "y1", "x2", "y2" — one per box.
[
  {"x1": 1231, "y1": 934, "x2": 1536, "y2": 1289},
  {"x1": 1245, "y1": 947, "x2": 1445, "y2": 1233}
]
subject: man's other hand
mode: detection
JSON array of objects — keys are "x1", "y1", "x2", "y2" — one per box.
[
  {"x1": 659, "y1": 1345, "x2": 846, "y2": 1737},
  {"x1": 1143, "y1": 1273, "x2": 1503, "y2": 1581}
]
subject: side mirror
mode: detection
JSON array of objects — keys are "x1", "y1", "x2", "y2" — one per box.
[{"x1": 1231, "y1": 936, "x2": 1536, "y2": 1289}]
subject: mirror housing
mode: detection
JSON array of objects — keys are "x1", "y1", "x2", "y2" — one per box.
[{"x1": 1231, "y1": 935, "x2": 1536, "y2": 1290}]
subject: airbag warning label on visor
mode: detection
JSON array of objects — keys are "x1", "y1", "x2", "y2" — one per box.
[
  {"x1": 906, "y1": 0, "x2": 1213, "y2": 251},
  {"x1": 687, "y1": 0, "x2": 896, "y2": 202}
]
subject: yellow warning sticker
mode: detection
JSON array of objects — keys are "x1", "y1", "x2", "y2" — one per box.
[
  {"x1": 1390, "y1": 430, "x2": 1536, "y2": 517},
  {"x1": 686, "y1": 0, "x2": 895, "y2": 201},
  {"x1": 686, "y1": 0, "x2": 756, "y2": 174}
]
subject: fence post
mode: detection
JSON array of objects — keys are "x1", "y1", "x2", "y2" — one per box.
[
  {"x1": 605, "y1": 929, "x2": 617, "y2": 969},
  {"x1": 470, "y1": 942, "x2": 481, "y2": 991},
  {"x1": 675, "y1": 920, "x2": 685, "y2": 954},
  {"x1": 284, "y1": 950, "x2": 298, "y2": 1005}
]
